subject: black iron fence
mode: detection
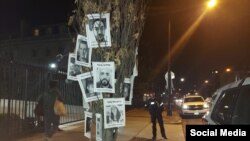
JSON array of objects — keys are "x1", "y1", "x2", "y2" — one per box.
[{"x1": 0, "y1": 60, "x2": 84, "y2": 138}]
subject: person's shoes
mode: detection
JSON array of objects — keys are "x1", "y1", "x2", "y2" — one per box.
[
  {"x1": 163, "y1": 136, "x2": 168, "y2": 139},
  {"x1": 57, "y1": 128, "x2": 63, "y2": 131}
]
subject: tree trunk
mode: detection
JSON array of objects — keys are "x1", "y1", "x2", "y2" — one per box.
[{"x1": 69, "y1": 0, "x2": 150, "y2": 140}]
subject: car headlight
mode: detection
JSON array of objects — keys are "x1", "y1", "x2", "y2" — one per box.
[
  {"x1": 182, "y1": 105, "x2": 188, "y2": 109},
  {"x1": 203, "y1": 103, "x2": 209, "y2": 108}
]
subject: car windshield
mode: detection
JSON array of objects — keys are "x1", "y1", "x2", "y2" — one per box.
[{"x1": 184, "y1": 97, "x2": 204, "y2": 102}]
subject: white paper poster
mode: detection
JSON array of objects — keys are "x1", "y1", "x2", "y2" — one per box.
[
  {"x1": 103, "y1": 98, "x2": 125, "y2": 129},
  {"x1": 77, "y1": 72, "x2": 103, "y2": 102},
  {"x1": 93, "y1": 62, "x2": 115, "y2": 93},
  {"x1": 86, "y1": 13, "x2": 111, "y2": 48},
  {"x1": 96, "y1": 113, "x2": 102, "y2": 141},
  {"x1": 67, "y1": 53, "x2": 82, "y2": 81},
  {"x1": 123, "y1": 78, "x2": 132, "y2": 105},
  {"x1": 75, "y1": 34, "x2": 92, "y2": 67},
  {"x1": 84, "y1": 111, "x2": 92, "y2": 139}
]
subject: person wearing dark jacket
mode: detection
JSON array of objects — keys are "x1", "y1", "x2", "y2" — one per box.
[
  {"x1": 43, "y1": 80, "x2": 64, "y2": 141},
  {"x1": 144, "y1": 93, "x2": 167, "y2": 140}
]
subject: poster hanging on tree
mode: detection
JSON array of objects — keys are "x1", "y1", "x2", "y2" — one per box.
[
  {"x1": 86, "y1": 13, "x2": 111, "y2": 48},
  {"x1": 103, "y1": 98, "x2": 125, "y2": 129},
  {"x1": 67, "y1": 53, "x2": 82, "y2": 81},
  {"x1": 93, "y1": 62, "x2": 115, "y2": 93},
  {"x1": 96, "y1": 113, "x2": 102, "y2": 141},
  {"x1": 123, "y1": 78, "x2": 132, "y2": 105},
  {"x1": 77, "y1": 72, "x2": 103, "y2": 102},
  {"x1": 84, "y1": 111, "x2": 92, "y2": 139},
  {"x1": 132, "y1": 47, "x2": 138, "y2": 77},
  {"x1": 75, "y1": 34, "x2": 92, "y2": 67}
]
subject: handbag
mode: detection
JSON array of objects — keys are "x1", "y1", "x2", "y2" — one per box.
[
  {"x1": 34, "y1": 95, "x2": 44, "y2": 116},
  {"x1": 54, "y1": 98, "x2": 66, "y2": 116}
]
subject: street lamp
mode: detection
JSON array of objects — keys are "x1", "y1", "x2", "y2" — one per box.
[
  {"x1": 49, "y1": 63, "x2": 57, "y2": 69},
  {"x1": 167, "y1": 19, "x2": 172, "y2": 116},
  {"x1": 164, "y1": 0, "x2": 218, "y2": 116},
  {"x1": 207, "y1": 0, "x2": 217, "y2": 9},
  {"x1": 180, "y1": 77, "x2": 185, "y2": 82}
]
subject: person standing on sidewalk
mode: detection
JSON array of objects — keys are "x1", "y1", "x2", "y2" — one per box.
[
  {"x1": 43, "y1": 80, "x2": 64, "y2": 141},
  {"x1": 144, "y1": 92, "x2": 167, "y2": 140}
]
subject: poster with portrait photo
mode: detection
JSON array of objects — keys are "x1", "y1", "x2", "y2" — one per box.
[
  {"x1": 133, "y1": 47, "x2": 138, "y2": 77},
  {"x1": 96, "y1": 113, "x2": 102, "y2": 141},
  {"x1": 77, "y1": 72, "x2": 103, "y2": 102},
  {"x1": 86, "y1": 13, "x2": 111, "y2": 48},
  {"x1": 84, "y1": 111, "x2": 92, "y2": 139},
  {"x1": 103, "y1": 98, "x2": 125, "y2": 129},
  {"x1": 93, "y1": 62, "x2": 115, "y2": 93},
  {"x1": 67, "y1": 53, "x2": 83, "y2": 81},
  {"x1": 75, "y1": 34, "x2": 92, "y2": 67},
  {"x1": 123, "y1": 78, "x2": 132, "y2": 105}
]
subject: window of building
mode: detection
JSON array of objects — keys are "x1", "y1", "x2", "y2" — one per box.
[
  {"x1": 31, "y1": 49, "x2": 37, "y2": 57},
  {"x1": 45, "y1": 48, "x2": 51, "y2": 56}
]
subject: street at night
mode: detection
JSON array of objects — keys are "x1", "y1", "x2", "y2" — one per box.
[{"x1": 1, "y1": 0, "x2": 250, "y2": 141}]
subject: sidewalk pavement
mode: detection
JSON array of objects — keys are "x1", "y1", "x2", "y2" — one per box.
[{"x1": 17, "y1": 108, "x2": 185, "y2": 141}]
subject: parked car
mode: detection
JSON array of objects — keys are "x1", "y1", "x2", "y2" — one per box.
[
  {"x1": 203, "y1": 77, "x2": 250, "y2": 124},
  {"x1": 180, "y1": 95, "x2": 209, "y2": 117}
]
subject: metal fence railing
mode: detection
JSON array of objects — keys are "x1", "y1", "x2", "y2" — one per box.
[{"x1": 0, "y1": 60, "x2": 84, "y2": 138}]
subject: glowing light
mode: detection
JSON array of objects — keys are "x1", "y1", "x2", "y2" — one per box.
[
  {"x1": 225, "y1": 68, "x2": 231, "y2": 72},
  {"x1": 207, "y1": 0, "x2": 217, "y2": 9},
  {"x1": 49, "y1": 63, "x2": 57, "y2": 69}
]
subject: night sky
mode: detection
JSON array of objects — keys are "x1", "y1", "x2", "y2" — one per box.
[{"x1": 1, "y1": 0, "x2": 250, "y2": 92}]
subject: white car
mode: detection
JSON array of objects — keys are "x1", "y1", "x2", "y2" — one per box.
[
  {"x1": 203, "y1": 77, "x2": 250, "y2": 124},
  {"x1": 180, "y1": 95, "x2": 209, "y2": 116}
]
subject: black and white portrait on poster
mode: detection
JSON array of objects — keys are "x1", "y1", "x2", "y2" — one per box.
[
  {"x1": 77, "y1": 72, "x2": 103, "y2": 102},
  {"x1": 93, "y1": 62, "x2": 115, "y2": 93},
  {"x1": 123, "y1": 78, "x2": 132, "y2": 105},
  {"x1": 96, "y1": 113, "x2": 102, "y2": 141},
  {"x1": 103, "y1": 98, "x2": 125, "y2": 129},
  {"x1": 84, "y1": 111, "x2": 92, "y2": 139},
  {"x1": 75, "y1": 35, "x2": 92, "y2": 67},
  {"x1": 67, "y1": 53, "x2": 82, "y2": 81},
  {"x1": 86, "y1": 13, "x2": 111, "y2": 48}
]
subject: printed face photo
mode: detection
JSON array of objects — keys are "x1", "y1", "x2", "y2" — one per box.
[
  {"x1": 86, "y1": 13, "x2": 111, "y2": 48},
  {"x1": 93, "y1": 62, "x2": 115, "y2": 93},
  {"x1": 67, "y1": 53, "x2": 82, "y2": 81},
  {"x1": 91, "y1": 19, "x2": 106, "y2": 42},
  {"x1": 123, "y1": 83, "x2": 130, "y2": 101},
  {"x1": 123, "y1": 77, "x2": 133, "y2": 105},
  {"x1": 110, "y1": 105, "x2": 121, "y2": 123},
  {"x1": 75, "y1": 35, "x2": 91, "y2": 67},
  {"x1": 77, "y1": 40, "x2": 89, "y2": 62},
  {"x1": 97, "y1": 68, "x2": 112, "y2": 88},
  {"x1": 77, "y1": 72, "x2": 103, "y2": 102},
  {"x1": 69, "y1": 65, "x2": 82, "y2": 77},
  {"x1": 85, "y1": 78, "x2": 95, "y2": 97}
]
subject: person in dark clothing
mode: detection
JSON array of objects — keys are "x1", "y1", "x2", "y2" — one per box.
[
  {"x1": 144, "y1": 93, "x2": 167, "y2": 140},
  {"x1": 42, "y1": 80, "x2": 64, "y2": 141}
]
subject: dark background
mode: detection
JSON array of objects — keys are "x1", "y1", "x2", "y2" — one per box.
[{"x1": 1, "y1": 0, "x2": 250, "y2": 94}]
